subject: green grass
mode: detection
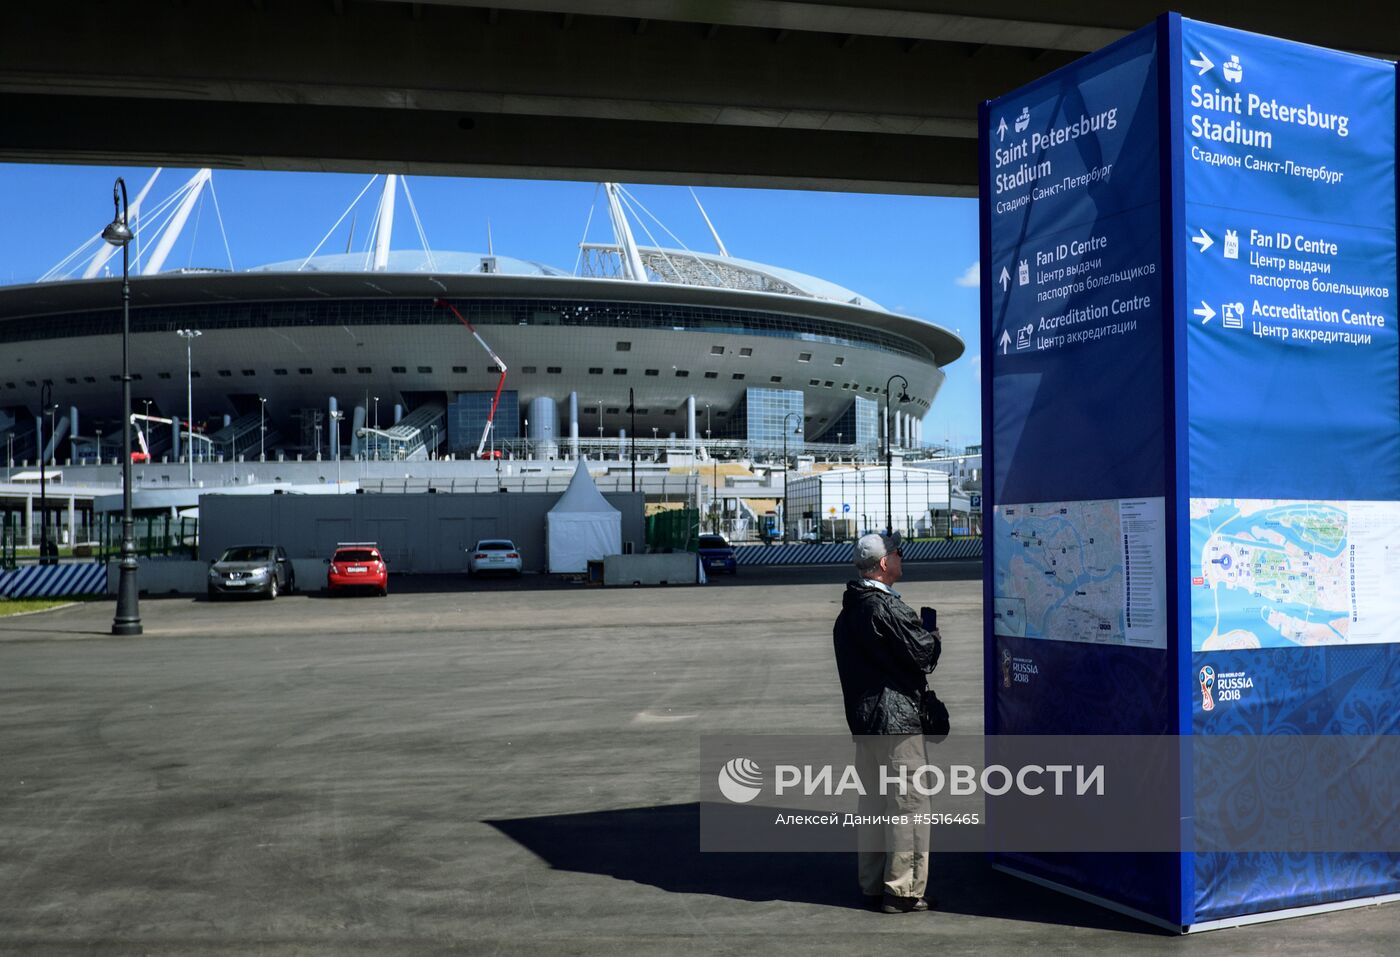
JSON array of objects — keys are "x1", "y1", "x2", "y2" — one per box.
[{"x1": 0, "y1": 597, "x2": 84, "y2": 616}]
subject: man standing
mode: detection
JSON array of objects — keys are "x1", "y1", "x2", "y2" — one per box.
[{"x1": 832, "y1": 531, "x2": 942, "y2": 914}]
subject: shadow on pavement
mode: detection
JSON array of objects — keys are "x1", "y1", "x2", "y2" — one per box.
[{"x1": 487, "y1": 802, "x2": 1170, "y2": 934}]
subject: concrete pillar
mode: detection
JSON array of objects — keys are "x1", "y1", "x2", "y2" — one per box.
[
  {"x1": 328, "y1": 397, "x2": 340, "y2": 460},
  {"x1": 393, "y1": 403, "x2": 403, "y2": 425},
  {"x1": 351, "y1": 405, "x2": 367, "y2": 459},
  {"x1": 69, "y1": 406, "x2": 79, "y2": 465},
  {"x1": 568, "y1": 391, "x2": 579, "y2": 459},
  {"x1": 67, "y1": 496, "x2": 76, "y2": 546},
  {"x1": 223, "y1": 414, "x2": 231, "y2": 428},
  {"x1": 171, "y1": 418, "x2": 181, "y2": 462},
  {"x1": 686, "y1": 395, "x2": 697, "y2": 449},
  {"x1": 527, "y1": 396, "x2": 559, "y2": 459}
]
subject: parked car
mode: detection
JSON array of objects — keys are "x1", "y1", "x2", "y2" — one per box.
[
  {"x1": 208, "y1": 544, "x2": 295, "y2": 600},
  {"x1": 326, "y1": 543, "x2": 389, "y2": 596},
  {"x1": 468, "y1": 539, "x2": 522, "y2": 577},
  {"x1": 697, "y1": 534, "x2": 737, "y2": 575}
]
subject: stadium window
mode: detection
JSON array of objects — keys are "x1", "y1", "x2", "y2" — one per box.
[
  {"x1": 522, "y1": 366, "x2": 538, "y2": 374},
  {"x1": 675, "y1": 370, "x2": 689, "y2": 378},
  {"x1": 613, "y1": 368, "x2": 628, "y2": 375},
  {"x1": 453, "y1": 366, "x2": 468, "y2": 374},
  {"x1": 190, "y1": 372, "x2": 200, "y2": 379},
  {"x1": 241, "y1": 370, "x2": 256, "y2": 377},
  {"x1": 834, "y1": 356, "x2": 845, "y2": 366},
  {"x1": 83, "y1": 376, "x2": 96, "y2": 384},
  {"x1": 332, "y1": 367, "x2": 346, "y2": 374},
  {"x1": 644, "y1": 369, "x2": 659, "y2": 376},
  {"x1": 823, "y1": 381, "x2": 834, "y2": 387},
  {"x1": 157, "y1": 372, "x2": 172, "y2": 380},
  {"x1": 732, "y1": 373, "x2": 746, "y2": 380},
  {"x1": 798, "y1": 353, "x2": 812, "y2": 362},
  {"x1": 704, "y1": 371, "x2": 718, "y2": 379},
  {"x1": 589, "y1": 367, "x2": 603, "y2": 375},
  {"x1": 616, "y1": 341, "x2": 632, "y2": 351},
  {"x1": 710, "y1": 345, "x2": 725, "y2": 356},
  {"x1": 809, "y1": 379, "x2": 821, "y2": 386},
  {"x1": 26, "y1": 379, "x2": 38, "y2": 387},
  {"x1": 547, "y1": 367, "x2": 562, "y2": 374},
  {"x1": 274, "y1": 369, "x2": 288, "y2": 376},
  {"x1": 636, "y1": 408, "x2": 649, "y2": 415},
  {"x1": 3, "y1": 382, "x2": 14, "y2": 389},
  {"x1": 418, "y1": 366, "x2": 432, "y2": 374},
  {"x1": 357, "y1": 366, "x2": 372, "y2": 374},
  {"x1": 218, "y1": 370, "x2": 232, "y2": 378},
  {"x1": 65, "y1": 377, "x2": 78, "y2": 385},
  {"x1": 739, "y1": 347, "x2": 753, "y2": 357},
  {"x1": 771, "y1": 376, "x2": 783, "y2": 383},
  {"x1": 606, "y1": 407, "x2": 620, "y2": 414},
  {"x1": 299, "y1": 368, "x2": 313, "y2": 375},
  {"x1": 392, "y1": 366, "x2": 407, "y2": 374},
  {"x1": 665, "y1": 409, "x2": 677, "y2": 415}
]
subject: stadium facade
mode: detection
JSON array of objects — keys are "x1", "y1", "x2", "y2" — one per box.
[{"x1": 0, "y1": 173, "x2": 964, "y2": 467}]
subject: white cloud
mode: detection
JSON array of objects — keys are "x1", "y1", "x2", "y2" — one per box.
[{"x1": 954, "y1": 261, "x2": 981, "y2": 288}]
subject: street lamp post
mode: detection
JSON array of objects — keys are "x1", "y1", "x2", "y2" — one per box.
[
  {"x1": 103, "y1": 177, "x2": 141, "y2": 635},
  {"x1": 258, "y1": 397, "x2": 267, "y2": 462},
  {"x1": 781, "y1": 411, "x2": 802, "y2": 543},
  {"x1": 38, "y1": 384, "x2": 59, "y2": 565},
  {"x1": 372, "y1": 395, "x2": 381, "y2": 461},
  {"x1": 428, "y1": 424, "x2": 437, "y2": 460},
  {"x1": 629, "y1": 387, "x2": 636, "y2": 493},
  {"x1": 884, "y1": 374, "x2": 910, "y2": 537},
  {"x1": 175, "y1": 329, "x2": 201, "y2": 484}
]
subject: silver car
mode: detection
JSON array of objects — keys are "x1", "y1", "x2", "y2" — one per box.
[{"x1": 207, "y1": 544, "x2": 295, "y2": 600}]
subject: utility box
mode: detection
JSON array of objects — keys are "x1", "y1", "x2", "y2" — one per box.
[{"x1": 602, "y1": 553, "x2": 698, "y2": 586}]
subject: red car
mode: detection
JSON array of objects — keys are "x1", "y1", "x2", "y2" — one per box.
[{"x1": 326, "y1": 543, "x2": 389, "y2": 596}]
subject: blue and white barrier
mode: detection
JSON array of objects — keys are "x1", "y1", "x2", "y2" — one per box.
[
  {"x1": 0, "y1": 562, "x2": 109, "y2": 598},
  {"x1": 734, "y1": 538, "x2": 982, "y2": 566}
]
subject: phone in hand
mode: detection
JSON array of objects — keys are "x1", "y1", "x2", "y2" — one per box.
[{"x1": 920, "y1": 606, "x2": 937, "y2": 631}]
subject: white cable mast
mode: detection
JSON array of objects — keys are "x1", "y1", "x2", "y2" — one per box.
[
  {"x1": 143, "y1": 168, "x2": 212, "y2": 276},
  {"x1": 373, "y1": 174, "x2": 397, "y2": 271},
  {"x1": 690, "y1": 188, "x2": 730, "y2": 258},
  {"x1": 604, "y1": 182, "x2": 647, "y2": 282},
  {"x1": 83, "y1": 169, "x2": 162, "y2": 278}
]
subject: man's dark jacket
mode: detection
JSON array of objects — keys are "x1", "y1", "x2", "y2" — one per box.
[{"x1": 833, "y1": 579, "x2": 941, "y2": 735}]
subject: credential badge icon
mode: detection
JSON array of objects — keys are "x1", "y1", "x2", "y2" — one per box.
[
  {"x1": 1014, "y1": 106, "x2": 1030, "y2": 133},
  {"x1": 1199, "y1": 665, "x2": 1216, "y2": 712},
  {"x1": 1016, "y1": 323, "x2": 1034, "y2": 350},
  {"x1": 1223, "y1": 229, "x2": 1239, "y2": 259},
  {"x1": 1222, "y1": 302, "x2": 1244, "y2": 329}
]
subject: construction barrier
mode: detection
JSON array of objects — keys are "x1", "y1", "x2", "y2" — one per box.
[
  {"x1": 733, "y1": 538, "x2": 981, "y2": 566},
  {"x1": 0, "y1": 562, "x2": 108, "y2": 598}
]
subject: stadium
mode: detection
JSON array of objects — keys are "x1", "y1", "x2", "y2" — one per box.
[{"x1": 0, "y1": 172, "x2": 962, "y2": 469}]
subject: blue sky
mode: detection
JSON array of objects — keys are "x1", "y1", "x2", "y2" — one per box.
[{"x1": 2, "y1": 164, "x2": 983, "y2": 449}]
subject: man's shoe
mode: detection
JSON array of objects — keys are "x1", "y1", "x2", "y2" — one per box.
[{"x1": 881, "y1": 894, "x2": 931, "y2": 914}]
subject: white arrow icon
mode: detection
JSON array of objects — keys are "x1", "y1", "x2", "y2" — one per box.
[
  {"x1": 1191, "y1": 228, "x2": 1214, "y2": 253},
  {"x1": 999, "y1": 329, "x2": 1012, "y2": 355},
  {"x1": 996, "y1": 117, "x2": 1008, "y2": 142},
  {"x1": 1189, "y1": 52, "x2": 1214, "y2": 76},
  {"x1": 1194, "y1": 301, "x2": 1216, "y2": 324},
  {"x1": 999, "y1": 266, "x2": 1011, "y2": 292}
]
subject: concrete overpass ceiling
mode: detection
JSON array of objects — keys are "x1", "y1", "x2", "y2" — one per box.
[{"x1": 0, "y1": 2, "x2": 1395, "y2": 195}]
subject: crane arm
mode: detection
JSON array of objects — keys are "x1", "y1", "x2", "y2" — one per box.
[{"x1": 434, "y1": 298, "x2": 509, "y2": 457}]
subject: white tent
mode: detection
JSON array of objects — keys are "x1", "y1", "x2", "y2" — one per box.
[{"x1": 546, "y1": 458, "x2": 623, "y2": 572}]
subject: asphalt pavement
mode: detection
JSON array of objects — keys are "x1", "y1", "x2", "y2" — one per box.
[{"x1": 0, "y1": 563, "x2": 1395, "y2": 955}]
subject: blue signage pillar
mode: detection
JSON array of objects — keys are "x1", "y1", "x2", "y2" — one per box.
[{"x1": 981, "y1": 13, "x2": 1399, "y2": 929}]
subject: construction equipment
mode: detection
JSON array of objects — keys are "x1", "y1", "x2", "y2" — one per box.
[{"x1": 435, "y1": 298, "x2": 508, "y2": 458}]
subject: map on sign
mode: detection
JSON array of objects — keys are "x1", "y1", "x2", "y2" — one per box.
[
  {"x1": 1191, "y1": 499, "x2": 1400, "y2": 650},
  {"x1": 993, "y1": 498, "x2": 1166, "y2": 649}
]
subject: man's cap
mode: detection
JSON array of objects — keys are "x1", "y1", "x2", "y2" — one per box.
[{"x1": 853, "y1": 531, "x2": 901, "y2": 570}]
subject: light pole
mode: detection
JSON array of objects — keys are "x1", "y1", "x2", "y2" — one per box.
[
  {"x1": 372, "y1": 395, "x2": 380, "y2": 461},
  {"x1": 428, "y1": 423, "x2": 437, "y2": 460},
  {"x1": 175, "y1": 329, "x2": 201, "y2": 484},
  {"x1": 884, "y1": 374, "x2": 910, "y2": 536},
  {"x1": 258, "y1": 396, "x2": 267, "y2": 461},
  {"x1": 103, "y1": 177, "x2": 141, "y2": 635},
  {"x1": 629, "y1": 387, "x2": 636, "y2": 493},
  {"x1": 314, "y1": 421, "x2": 323, "y2": 461},
  {"x1": 6, "y1": 433, "x2": 13, "y2": 480},
  {"x1": 329, "y1": 409, "x2": 344, "y2": 484},
  {"x1": 38, "y1": 385, "x2": 59, "y2": 565},
  {"x1": 781, "y1": 411, "x2": 802, "y2": 543}
]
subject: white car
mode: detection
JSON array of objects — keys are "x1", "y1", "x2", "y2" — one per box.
[{"x1": 468, "y1": 539, "x2": 523, "y2": 577}]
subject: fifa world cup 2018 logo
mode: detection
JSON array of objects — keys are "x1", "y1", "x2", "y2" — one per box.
[
  {"x1": 1199, "y1": 665, "x2": 1216, "y2": 712},
  {"x1": 1002, "y1": 649, "x2": 1013, "y2": 689}
]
